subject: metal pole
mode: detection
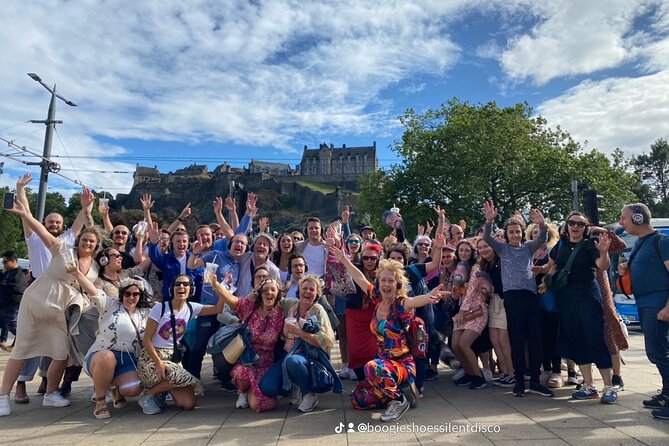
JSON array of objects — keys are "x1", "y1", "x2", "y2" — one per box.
[
  {"x1": 36, "y1": 88, "x2": 57, "y2": 221},
  {"x1": 571, "y1": 180, "x2": 579, "y2": 213}
]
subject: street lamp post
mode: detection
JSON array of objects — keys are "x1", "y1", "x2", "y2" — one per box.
[{"x1": 26, "y1": 73, "x2": 77, "y2": 221}]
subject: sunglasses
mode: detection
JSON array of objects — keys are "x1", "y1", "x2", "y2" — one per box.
[
  {"x1": 362, "y1": 256, "x2": 379, "y2": 261},
  {"x1": 174, "y1": 281, "x2": 191, "y2": 287},
  {"x1": 123, "y1": 291, "x2": 141, "y2": 298},
  {"x1": 108, "y1": 253, "x2": 122, "y2": 258},
  {"x1": 347, "y1": 239, "x2": 361, "y2": 245},
  {"x1": 566, "y1": 220, "x2": 587, "y2": 228},
  {"x1": 113, "y1": 230, "x2": 128, "y2": 235},
  {"x1": 416, "y1": 242, "x2": 430, "y2": 247}
]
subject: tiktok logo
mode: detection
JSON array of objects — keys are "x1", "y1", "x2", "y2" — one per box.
[{"x1": 335, "y1": 422, "x2": 356, "y2": 433}]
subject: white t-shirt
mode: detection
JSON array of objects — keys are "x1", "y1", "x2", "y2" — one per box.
[
  {"x1": 302, "y1": 242, "x2": 326, "y2": 276},
  {"x1": 26, "y1": 229, "x2": 76, "y2": 278},
  {"x1": 147, "y1": 302, "x2": 204, "y2": 349},
  {"x1": 285, "y1": 282, "x2": 299, "y2": 299},
  {"x1": 177, "y1": 255, "x2": 187, "y2": 275}
]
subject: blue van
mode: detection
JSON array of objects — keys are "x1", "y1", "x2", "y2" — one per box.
[{"x1": 607, "y1": 218, "x2": 669, "y2": 324}]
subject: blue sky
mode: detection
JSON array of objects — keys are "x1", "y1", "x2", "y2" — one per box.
[{"x1": 1, "y1": 0, "x2": 668, "y2": 198}]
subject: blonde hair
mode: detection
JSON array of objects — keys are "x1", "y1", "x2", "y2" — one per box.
[
  {"x1": 527, "y1": 222, "x2": 560, "y2": 248},
  {"x1": 377, "y1": 259, "x2": 410, "y2": 298},
  {"x1": 298, "y1": 274, "x2": 323, "y2": 297}
]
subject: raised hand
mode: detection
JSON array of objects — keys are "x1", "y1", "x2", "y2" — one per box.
[
  {"x1": 6, "y1": 198, "x2": 26, "y2": 216},
  {"x1": 594, "y1": 232, "x2": 611, "y2": 253},
  {"x1": 425, "y1": 219, "x2": 434, "y2": 237},
  {"x1": 433, "y1": 233, "x2": 445, "y2": 250},
  {"x1": 458, "y1": 219, "x2": 467, "y2": 232},
  {"x1": 148, "y1": 221, "x2": 160, "y2": 244},
  {"x1": 16, "y1": 173, "x2": 32, "y2": 188},
  {"x1": 513, "y1": 210, "x2": 525, "y2": 222},
  {"x1": 246, "y1": 192, "x2": 258, "y2": 216},
  {"x1": 417, "y1": 224, "x2": 425, "y2": 236},
  {"x1": 224, "y1": 197, "x2": 236, "y2": 212},
  {"x1": 327, "y1": 244, "x2": 346, "y2": 262},
  {"x1": 80, "y1": 187, "x2": 95, "y2": 210},
  {"x1": 259, "y1": 217, "x2": 270, "y2": 233},
  {"x1": 213, "y1": 196, "x2": 223, "y2": 214},
  {"x1": 482, "y1": 200, "x2": 498, "y2": 223},
  {"x1": 528, "y1": 208, "x2": 545, "y2": 225},
  {"x1": 140, "y1": 194, "x2": 154, "y2": 210},
  {"x1": 179, "y1": 203, "x2": 192, "y2": 220},
  {"x1": 434, "y1": 205, "x2": 446, "y2": 220}
]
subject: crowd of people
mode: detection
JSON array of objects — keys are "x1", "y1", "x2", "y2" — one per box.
[{"x1": 1, "y1": 172, "x2": 669, "y2": 423}]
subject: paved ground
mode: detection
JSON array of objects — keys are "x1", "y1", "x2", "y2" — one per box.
[{"x1": 1, "y1": 327, "x2": 669, "y2": 445}]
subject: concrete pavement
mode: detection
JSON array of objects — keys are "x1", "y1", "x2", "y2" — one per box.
[{"x1": 1, "y1": 327, "x2": 668, "y2": 445}]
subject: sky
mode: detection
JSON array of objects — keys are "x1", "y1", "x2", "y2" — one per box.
[{"x1": 1, "y1": 0, "x2": 668, "y2": 199}]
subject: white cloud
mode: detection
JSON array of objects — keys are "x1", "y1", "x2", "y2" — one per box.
[
  {"x1": 538, "y1": 70, "x2": 669, "y2": 156},
  {"x1": 500, "y1": 0, "x2": 654, "y2": 85}
]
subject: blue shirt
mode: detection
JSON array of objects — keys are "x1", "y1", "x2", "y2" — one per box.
[
  {"x1": 148, "y1": 243, "x2": 203, "y2": 301},
  {"x1": 630, "y1": 231, "x2": 669, "y2": 308},
  {"x1": 200, "y1": 249, "x2": 239, "y2": 304}
]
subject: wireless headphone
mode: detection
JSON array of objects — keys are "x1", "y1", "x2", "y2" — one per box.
[
  {"x1": 631, "y1": 205, "x2": 645, "y2": 225},
  {"x1": 168, "y1": 275, "x2": 196, "y2": 299},
  {"x1": 97, "y1": 248, "x2": 114, "y2": 267}
]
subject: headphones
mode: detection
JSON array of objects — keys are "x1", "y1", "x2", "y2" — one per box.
[
  {"x1": 631, "y1": 205, "x2": 645, "y2": 225},
  {"x1": 168, "y1": 276, "x2": 196, "y2": 299},
  {"x1": 255, "y1": 278, "x2": 281, "y2": 304},
  {"x1": 97, "y1": 248, "x2": 114, "y2": 267},
  {"x1": 303, "y1": 218, "x2": 325, "y2": 238}
]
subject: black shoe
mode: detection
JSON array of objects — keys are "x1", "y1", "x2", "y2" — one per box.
[
  {"x1": 220, "y1": 381, "x2": 237, "y2": 393},
  {"x1": 400, "y1": 382, "x2": 419, "y2": 409},
  {"x1": 652, "y1": 406, "x2": 669, "y2": 420},
  {"x1": 455, "y1": 374, "x2": 474, "y2": 387},
  {"x1": 424, "y1": 368, "x2": 439, "y2": 381},
  {"x1": 643, "y1": 392, "x2": 669, "y2": 409},
  {"x1": 612, "y1": 375, "x2": 625, "y2": 391},
  {"x1": 469, "y1": 375, "x2": 487, "y2": 390},
  {"x1": 59, "y1": 381, "x2": 72, "y2": 397},
  {"x1": 513, "y1": 381, "x2": 525, "y2": 397},
  {"x1": 566, "y1": 369, "x2": 579, "y2": 386},
  {"x1": 528, "y1": 383, "x2": 554, "y2": 397}
]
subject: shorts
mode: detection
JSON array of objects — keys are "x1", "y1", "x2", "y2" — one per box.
[
  {"x1": 84, "y1": 350, "x2": 137, "y2": 378},
  {"x1": 487, "y1": 294, "x2": 507, "y2": 330}
]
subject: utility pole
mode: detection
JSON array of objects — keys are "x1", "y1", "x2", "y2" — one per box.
[
  {"x1": 571, "y1": 180, "x2": 580, "y2": 212},
  {"x1": 26, "y1": 73, "x2": 77, "y2": 221}
]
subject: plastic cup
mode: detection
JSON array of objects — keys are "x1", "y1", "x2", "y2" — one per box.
[
  {"x1": 135, "y1": 220, "x2": 148, "y2": 239},
  {"x1": 61, "y1": 248, "x2": 78, "y2": 270},
  {"x1": 204, "y1": 262, "x2": 218, "y2": 285},
  {"x1": 284, "y1": 317, "x2": 297, "y2": 339},
  {"x1": 99, "y1": 198, "x2": 109, "y2": 207}
]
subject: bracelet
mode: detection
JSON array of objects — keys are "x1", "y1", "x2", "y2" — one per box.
[{"x1": 177, "y1": 217, "x2": 185, "y2": 222}]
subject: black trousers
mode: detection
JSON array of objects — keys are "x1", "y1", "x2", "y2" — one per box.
[{"x1": 504, "y1": 290, "x2": 543, "y2": 383}]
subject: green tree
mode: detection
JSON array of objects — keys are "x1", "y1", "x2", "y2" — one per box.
[
  {"x1": 359, "y1": 99, "x2": 640, "y2": 238},
  {"x1": 631, "y1": 138, "x2": 669, "y2": 216},
  {"x1": 0, "y1": 188, "x2": 27, "y2": 257}
]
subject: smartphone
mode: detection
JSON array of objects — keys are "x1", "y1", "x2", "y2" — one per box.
[{"x1": 3, "y1": 192, "x2": 15, "y2": 209}]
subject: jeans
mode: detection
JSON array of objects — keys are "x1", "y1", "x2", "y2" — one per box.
[
  {"x1": 259, "y1": 354, "x2": 311, "y2": 396},
  {"x1": 504, "y1": 290, "x2": 543, "y2": 382},
  {"x1": 638, "y1": 305, "x2": 669, "y2": 395},
  {"x1": 184, "y1": 315, "x2": 220, "y2": 379},
  {"x1": 0, "y1": 301, "x2": 19, "y2": 342},
  {"x1": 18, "y1": 356, "x2": 51, "y2": 382}
]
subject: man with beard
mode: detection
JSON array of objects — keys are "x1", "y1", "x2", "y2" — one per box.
[{"x1": 14, "y1": 173, "x2": 95, "y2": 401}]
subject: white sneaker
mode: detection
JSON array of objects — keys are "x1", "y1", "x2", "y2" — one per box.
[
  {"x1": 0, "y1": 394, "x2": 10, "y2": 416},
  {"x1": 289, "y1": 386, "x2": 302, "y2": 405},
  {"x1": 297, "y1": 392, "x2": 318, "y2": 412},
  {"x1": 139, "y1": 395, "x2": 161, "y2": 415},
  {"x1": 235, "y1": 392, "x2": 249, "y2": 409},
  {"x1": 43, "y1": 392, "x2": 70, "y2": 407},
  {"x1": 539, "y1": 371, "x2": 551, "y2": 384},
  {"x1": 338, "y1": 363, "x2": 350, "y2": 379},
  {"x1": 380, "y1": 395, "x2": 409, "y2": 422},
  {"x1": 452, "y1": 367, "x2": 465, "y2": 382},
  {"x1": 347, "y1": 368, "x2": 358, "y2": 380},
  {"x1": 481, "y1": 368, "x2": 493, "y2": 382}
]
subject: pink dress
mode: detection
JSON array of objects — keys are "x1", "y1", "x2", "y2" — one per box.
[{"x1": 230, "y1": 298, "x2": 284, "y2": 412}]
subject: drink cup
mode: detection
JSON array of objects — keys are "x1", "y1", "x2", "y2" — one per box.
[
  {"x1": 135, "y1": 220, "x2": 148, "y2": 239},
  {"x1": 99, "y1": 198, "x2": 109, "y2": 207},
  {"x1": 204, "y1": 262, "x2": 219, "y2": 285},
  {"x1": 61, "y1": 248, "x2": 78, "y2": 270},
  {"x1": 284, "y1": 317, "x2": 297, "y2": 339}
]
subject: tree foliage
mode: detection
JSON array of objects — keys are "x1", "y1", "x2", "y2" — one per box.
[
  {"x1": 631, "y1": 138, "x2": 669, "y2": 216},
  {"x1": 359, "y1": 99, "x2": 639, "y2": 239}
]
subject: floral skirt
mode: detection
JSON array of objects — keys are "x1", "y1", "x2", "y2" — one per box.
[{"x1": 137, "y1": 348, "x2": 200, "y2": 391}]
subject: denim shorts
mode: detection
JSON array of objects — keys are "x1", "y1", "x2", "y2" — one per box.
[{"x1": 84, "y1": 350, "x2": 137, "y2": 378}]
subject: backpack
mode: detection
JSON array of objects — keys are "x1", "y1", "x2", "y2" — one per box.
[{"x1": 616, "y1": 232, "x2": 664, "y2": 297}]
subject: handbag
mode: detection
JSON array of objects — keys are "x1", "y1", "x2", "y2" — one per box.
[
  {"x1": 324, "y1": 255, "x2": 356, "y2": 297},
  {"x1": 539, "y1": 289, "x2": 558, "y2": 313},
  {"x1": 547, "y1": 240, "x2": 585, "y2": 292},
  {"x1": 209, "y1": 309, "x2": 255, "y2": 380},
  {"x1": 308, "y1": 359, "x2": 334, "y2": 393}
]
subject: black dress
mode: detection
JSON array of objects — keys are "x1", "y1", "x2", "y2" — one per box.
[{"x1": 550, "y1": 238, "x2": 612, "y2": 369}]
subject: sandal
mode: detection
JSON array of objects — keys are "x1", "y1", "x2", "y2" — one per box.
[
  {"x1": 111, "y1": 387, "x2": 127, "y2": 409},
  {"x1": 93, "y1": 396, "x2": 111, "y2": 419}
]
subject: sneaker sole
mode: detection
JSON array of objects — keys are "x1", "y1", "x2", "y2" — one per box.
[
  {"x1": 601, "y1": 398, "x2": 618, "y2": 405},
  {"x1": 528, "y1": 389, "x2": 554, "y2": 397},
  {"x1": 298, "y1": 400, "x2": 318, "y2": 413},
  {"x1": 381, "y1": 403, "x2": 410, "y2": 422},
  {"x1": 470, "y1": 383, "x2": 487, "y2": 390},
  {"x1": 652, "y1": 410, "x2": 669, "y2": 420},
  {"x1": 572, "y1": 394, "x2": 599, "y2": 400}
]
